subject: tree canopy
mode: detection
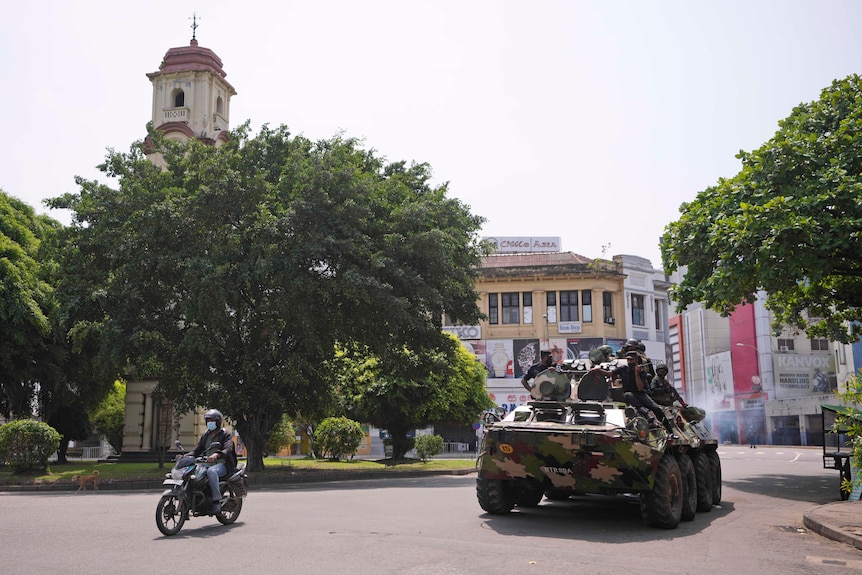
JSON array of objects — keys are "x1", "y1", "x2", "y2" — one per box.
[
  {"x1": 661, "y1": 75, "x2": 862, "y2": 342},
  {"x1": 0, "y1": 191, "x2": 57, "y2": 416},
  {"x1": 334, "y1": 334, "x2": 494, "y2": 460},
  {"x1": 48, "y1": 124, "x2": 487, "y2": 470}
]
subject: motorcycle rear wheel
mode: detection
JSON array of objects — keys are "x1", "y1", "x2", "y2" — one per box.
[
  {"x1": 156, "y1": 493, "x2": 187, "y2": 536},
  {"x1": 216, "y1": 485, "x2": 243, "y2": 525}
]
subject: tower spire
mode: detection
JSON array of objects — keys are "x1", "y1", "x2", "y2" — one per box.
[{"x1": 189, "y1": 12, "x2": 200, "y2": 41}]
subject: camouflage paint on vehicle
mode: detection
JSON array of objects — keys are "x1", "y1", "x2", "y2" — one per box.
[
  {"x1": 476, "y1": 360, "x2": 721, "y2": 528},
  {"x1": 479, "y1": 417, "x2": 664, "y2": 493}
]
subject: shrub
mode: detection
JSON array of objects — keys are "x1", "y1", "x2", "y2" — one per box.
[
  {"x1": 265, "y1": 415, "x2": 296, "y2": 456},
  {"x1": 414, "y1": 434, "x2": 444, "y2": 463},
  {"x1": 316, "y1": 416, "x2": 364, "y2": 460},
  {"x1": 90, "y1": 381, "x2": 126, "y2": 454},
  {"x1": 0, "y1": 420, "x2": 62, "y2": 473}
]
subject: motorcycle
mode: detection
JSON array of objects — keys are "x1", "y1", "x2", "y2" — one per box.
[{"x1": 155, "y1": 440, "x2": 249, "y2": 536}]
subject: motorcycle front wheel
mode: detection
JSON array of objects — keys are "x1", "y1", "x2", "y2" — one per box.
[
  {"x1": 216, "y1": 484, "x2": 243, "y2": 525},
  {"x1": 156, "y1": 492, "x2": 187, "y2": 536}
]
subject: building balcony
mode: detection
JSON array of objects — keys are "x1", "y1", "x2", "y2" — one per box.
[{"x1": 160, "y1": 107, "x2": 189, "y2": 123}]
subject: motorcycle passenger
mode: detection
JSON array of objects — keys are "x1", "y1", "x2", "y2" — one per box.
[{"x1": 192, "y1": 409, "x2": 237, "y2": 514}]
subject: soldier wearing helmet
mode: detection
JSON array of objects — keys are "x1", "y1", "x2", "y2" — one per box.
[
  {"x1": 617, "y1": 338, "x2": 655, "y2": 379},
  {"x1": 590, "y1": 351, "x2": 672, "y2": 433},
  {"x1": 649, "y1": 364, "x2": 675, "y2": 406},
  {"x1": 191, "y1": 408, "x2": 237, "y2": 514}
]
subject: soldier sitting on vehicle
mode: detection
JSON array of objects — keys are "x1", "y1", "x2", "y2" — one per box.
[
  {"x1": 521, "y1": 351, "x2": 555, "y2": 392},
  {"x1": 591, "y1": 351, "x2": 672, "y2": 432},
  {"x1": 648, "y1": 364, "x2": 675, "y2": 406}
]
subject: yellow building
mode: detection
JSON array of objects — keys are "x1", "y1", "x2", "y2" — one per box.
[{"x1": 443, "y1": 251, "x2": 628, "y2": 420}]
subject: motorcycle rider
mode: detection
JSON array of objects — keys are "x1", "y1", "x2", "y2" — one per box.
[{"x1": 191, "y1": 409, "x2": 237, "y2": 514}]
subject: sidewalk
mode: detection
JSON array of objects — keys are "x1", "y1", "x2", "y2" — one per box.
[
  {"x1": 804, "y1": 501, "x2": 862, "y2": 550},
  {"x1": 0, "y1": 466, "x2": 477, "y2": 493}
]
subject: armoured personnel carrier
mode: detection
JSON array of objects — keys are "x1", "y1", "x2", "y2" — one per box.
[{"x1": 476, "y1": 358, "x2": 721, "y2": 529}]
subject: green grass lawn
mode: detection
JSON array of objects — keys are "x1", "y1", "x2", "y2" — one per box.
[{"x1": 0, "y1": 456, "x2": 477, "y2": 486}]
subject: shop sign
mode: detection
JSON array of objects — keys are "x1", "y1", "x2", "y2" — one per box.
[{"x1": 558, "y1": 321, "x2": 582, "y2": 334}]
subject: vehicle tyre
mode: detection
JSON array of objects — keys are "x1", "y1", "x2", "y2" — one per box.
[
  {"x1": 544, "y1": 488, "x2": 571, "y2": 501},
  {"x1": 156, "y1": 492, "x2": 187, "y2": 536},
  {"x1": 216, "y1": 484, "x2": 244, "y2": 525},
  {"x1": 677, "y1": 453, "x2": 697, "y2": 521},
  {"x1": 477, "y1": 477, "x2": 515, "y2": 514},
  {"x1": 706, "y1": 450, "x2": 722, "y2": 505},
  {"x1": 640, "y1": 454, "x2": 683, "y2": 529},
  {"x1": 692, "y1": 450, "x2": 713, "y2": 512},
  {"x1": 515, "y1": 482, "x2": 545, "y2": 508}
]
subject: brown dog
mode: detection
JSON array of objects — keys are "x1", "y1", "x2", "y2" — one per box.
[{"x1": 71, "y1": 470, "x2": 100, "y2": 494}]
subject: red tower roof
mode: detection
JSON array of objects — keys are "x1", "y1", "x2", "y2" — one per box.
[{"x1": 146, "y1": 39, "x2": 236, "y2": 93}]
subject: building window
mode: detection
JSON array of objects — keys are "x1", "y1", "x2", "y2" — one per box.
[
  {"x1": 777, "y1": 338, "x2": 795, "y2": 352},
  {"x1": 560, "y1": 290, "x2": 579, "y2": 322},
  {"x1": 488, "y1": 293, "x2": 498, "y2": 325},
  {"x1": 811, "y1": 338, "x2": 829, "y2": 351},
  {"x1": 173, "y1": 89, "x2": 185, "y2": 108},
  {"x1": 582, "y1": 290, "x2": 592, "y2": 323},
  {"x1": 501, "y1": 292, "x2": 519, "y2": 324},
  {"x1": 522, "y1": 292, "x2": 533, "y2": 324},
  {"x1": 654, "y1": 300, "x2": 663, "y2": 330},
  {"x1": 603, "y1": 292, "x2": 613, "y2": 323},
  {"x1": 631, "y1": 294, "x2": 646, "y2": 327},
  {"x1": 546, "y1": 291, "x2": 556, "y2": 323},
  {"x1": 216, "y1": 95, "x2": 224, "y2": 115}
]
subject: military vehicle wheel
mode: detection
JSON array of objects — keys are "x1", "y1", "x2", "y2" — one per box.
[
  {"x1": 692, "y1": 451, "x2": 713, "y2": 512},
  {"x1": 677, "y1": 453, "x2": 697, "y2": 521},
  {"x1": 516, "y1": 483, "x2": 545, "y2": 507},
  {"x1": 544, "y1": 488, "x2": 571, "y2": 501},
  {"x1": 706, "y1": 450, "x2": 722, "y2": 504},
  {"x1": 639, "y1": 454, "x2": 683, "y2": 529},
  {"x1": 477, "y1": 478, "x2": 515, "y2": 514}
]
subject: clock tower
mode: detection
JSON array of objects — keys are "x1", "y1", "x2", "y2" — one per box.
[{"x1": 145, "y1": 25, "x2": 236, "y2": 146}]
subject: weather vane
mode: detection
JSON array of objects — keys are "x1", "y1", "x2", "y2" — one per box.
[{"x1": 189, "y1": 12, "x2": 200, "y2": 40}]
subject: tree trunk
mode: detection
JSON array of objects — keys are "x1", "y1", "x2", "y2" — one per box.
[
  {"x1": 235, "y1": 414, "x2": 277, "y2": 472},
  {"x1": 56, "y1": 437, "x2": 69, "y2": 464},
  {"x1": 388, "y1": 424, "x2": 416, "y2": 461}
]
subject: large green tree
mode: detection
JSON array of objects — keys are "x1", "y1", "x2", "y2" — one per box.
[
  {"x1": 661, "y1": 75, "x2": 862, "y2": 342},
  {"x1": 0, "y1": 191, "x2": 56, "y2": 416},
  {"x1": 334, "y1": 334, "x2": 494, "y2": 460},
  {"x1": 0, "y1": 191, "x2": 114, "y2": 461},
  {"x1": 49, "y1": 124, "x2": 486, "y2": 471}
]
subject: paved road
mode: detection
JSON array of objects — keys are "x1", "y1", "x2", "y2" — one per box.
[{"x1": 3, "y1": 446, "x2": 861, "y2": 574}]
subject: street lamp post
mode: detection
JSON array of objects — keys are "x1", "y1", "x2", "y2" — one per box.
[
  {"x1": 735, "y1": 343, "x2": 762, "y2": 392},
  {"x1": 736, "y1": 342, "x2": 764, "y2": 446}
]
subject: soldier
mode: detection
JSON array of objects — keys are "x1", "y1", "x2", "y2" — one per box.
[
  {"x1": 521, "y1": 351, "x2": 554, "y2": 392},
  {"x1": 588, "y1": 344, "x2": 614, "y2": 365},
  {"x1": 591, "y1": 351, "x2": 671, "y2": 432},
  {"x1": 616, "y1": 338, "x2": 655, "y2": 378},
  {"x1": 649, "y1": 364, "x2": 675, "y2": 406}
]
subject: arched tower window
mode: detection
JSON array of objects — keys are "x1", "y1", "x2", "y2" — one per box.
[
  {"x1": 216, "y1": 96, "x2": 224, "y2": 115},
  {"x1": 172, "y1": 89, "x2": 185, "y2": 108}
]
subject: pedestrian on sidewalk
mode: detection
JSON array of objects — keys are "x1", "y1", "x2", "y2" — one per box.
[{"x1": 748, "y1": 424, "x2": 757, "y2": 449}]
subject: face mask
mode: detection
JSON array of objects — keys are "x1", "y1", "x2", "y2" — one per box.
[{"x1": 206, "y1": 421, "x2": 217, "y2": 431}]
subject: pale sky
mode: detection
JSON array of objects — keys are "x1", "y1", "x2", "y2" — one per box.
[{"x1": 3, "y1": 1, "x2": 861, "y2": 267}]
